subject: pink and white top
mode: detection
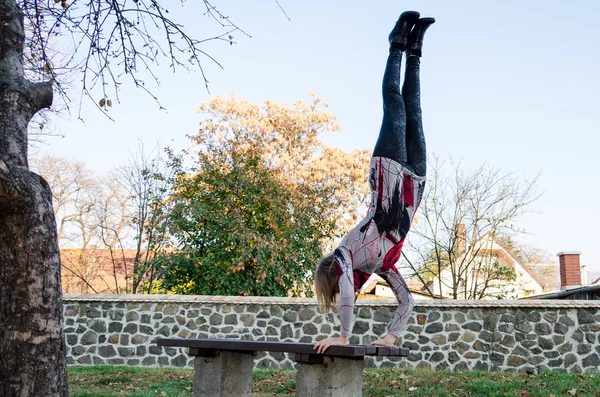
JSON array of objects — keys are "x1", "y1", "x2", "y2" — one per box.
[{"x1": 334, "y1": 156, "x2": 425, "y2": 337}]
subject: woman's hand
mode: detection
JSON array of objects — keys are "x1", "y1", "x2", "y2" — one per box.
[
  {"x1": 370, "y1": 333, "x2": 397, "y2": 347},
  {"x1": 313, "y1": 336, "x2": 348, "y2": 354}
]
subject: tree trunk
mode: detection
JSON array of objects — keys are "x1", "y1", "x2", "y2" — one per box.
[{"x1": 0, "y1": 0, "x2": 68, "y2": 396}]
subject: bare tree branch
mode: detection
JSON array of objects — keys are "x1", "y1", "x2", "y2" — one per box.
[
  {"x1": 400, "y1": 155, "x2": 542, "y2": 299},
  {"x1": 19, "y1": 0, "x2": 251, "y2": 116}
]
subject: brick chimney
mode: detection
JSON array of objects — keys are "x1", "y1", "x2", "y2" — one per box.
[
  {"x1": 557, "y1": 251, "x2": 582, "y2": 291},
  {"x1": 456, "y1": 223, "x2": 466, "y2": 254}
]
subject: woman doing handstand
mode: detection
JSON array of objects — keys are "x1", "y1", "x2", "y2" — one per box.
[{"x1": 314, "y1": 11, "x2": 434, "y2": 353}]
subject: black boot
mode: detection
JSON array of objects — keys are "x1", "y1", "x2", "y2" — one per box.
[
  {"x1": 389, "y1": 11, "x2": 420, "y2": 51},
  {"x1": 407, "y1": 17, "x2": 436, "y2": 57}
]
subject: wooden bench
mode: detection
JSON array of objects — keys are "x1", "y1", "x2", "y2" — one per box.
[{"x1": 157, "y1": 338, "x2": 408, "y2": 397}]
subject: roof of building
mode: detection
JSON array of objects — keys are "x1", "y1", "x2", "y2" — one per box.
[
  {"x1": 475, "y1": 233, "x2": 545, "y2": 289},
  {"x1": 520, "y1": 284, "x2": 600, "y2": 300},
  {"x1": 360, "y1": 273, "x2": 442, "y2": 299}
]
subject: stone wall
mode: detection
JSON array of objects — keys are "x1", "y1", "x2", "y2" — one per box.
[{"x1": 63, "y1": 294, "x2": 600, "y2": 373}]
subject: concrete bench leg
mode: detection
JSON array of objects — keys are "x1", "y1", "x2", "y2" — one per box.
[
  {"x1": 296, "y1": 356, "x2": 364, "y2": 397},
  {"x1": 192, "y1": 351, "x2": 254, "y2": 397}
]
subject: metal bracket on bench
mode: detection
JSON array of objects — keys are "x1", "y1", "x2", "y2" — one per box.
[
  {"x1": 188, "y1": 347, "x2": 256, "y2": 358},
  {"x1": 294, "y1": 352, "x2": 367, "y2": 364},
  {"x1": 294, "y1": 353, "x2": 324, "y2": 364},
  {"x1": 374, "y1": 346, "x2": 409, "y2": 356}
]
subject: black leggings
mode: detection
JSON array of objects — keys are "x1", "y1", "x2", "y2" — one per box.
[{"x1": 372, "y1": 49, "x2": 426, "y2": 177}]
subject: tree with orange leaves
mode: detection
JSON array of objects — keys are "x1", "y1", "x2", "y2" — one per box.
[{"x1": 153, "y1": 94, "x2": 370, "y2": 296}]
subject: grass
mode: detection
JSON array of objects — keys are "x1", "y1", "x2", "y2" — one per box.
[
  {"x1": 68, "y1": 365, "x2": 600, "y2": 396},
  {"x1": 68, "y1": 366, "x2": 193, "y2": 397}
]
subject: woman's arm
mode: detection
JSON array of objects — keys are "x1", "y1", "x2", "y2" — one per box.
[
  {"x1": 337, "y1": 257, "x2": 356, "y2": 337},
  {"x1": 314, "y1": 251, "x2": 355, "y2": 353},
  {"x1": 371, "y1": 333, "x2": 397, "y2": 346},
  {"x1": 313, "y1": 335, "x2": 348, "y2": 354},
  {"x1": 372, "y1": 268, "x2": 415, "y2": 345}
]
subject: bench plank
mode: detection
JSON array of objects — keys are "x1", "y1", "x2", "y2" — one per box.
[{"x1": 158, "y1": 338, "x2": 408, "y2": 357}]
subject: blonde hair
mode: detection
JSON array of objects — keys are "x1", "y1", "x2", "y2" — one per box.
[{"x1": 314, "y1": 252, "x2": 339, "y2": 312}]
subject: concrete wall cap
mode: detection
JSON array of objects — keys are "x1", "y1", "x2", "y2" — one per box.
[
  {"x1": 62, "y1": 293, "x2": 600, "y2": 308},
  {"x1": 557, "y1": 251, "x2": 582, "y2": 256}
]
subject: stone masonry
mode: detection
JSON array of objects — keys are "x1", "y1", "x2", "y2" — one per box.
[{"x1": 63, "y1": 294, "x2": 600, "y2": 373}]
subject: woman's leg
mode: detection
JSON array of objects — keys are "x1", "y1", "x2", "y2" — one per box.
[
  {"x1": 372, "y1": 11, "x2": 420, "y2": 166},
  {"x1": 402, "y1": 56, "x2": 426, "y2": 176},
  {"x1": 403, "y1": 17, "x2": 435, "y2": 177},
  {"x1": 372, "y1": 48, "x2": 408, "y2": 165}
]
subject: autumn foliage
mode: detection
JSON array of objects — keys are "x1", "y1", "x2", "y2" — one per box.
[{"x1": 153, "y1": 94, "x2": 371, "y2": 296}]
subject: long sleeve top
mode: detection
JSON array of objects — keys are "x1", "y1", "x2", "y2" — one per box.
[{"x1": 334, "y1": 156, "x2": 425, "y2": 337}]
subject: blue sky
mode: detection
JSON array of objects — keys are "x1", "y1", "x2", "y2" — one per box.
[{"x1": 36, "y1": 0, "x2": 600, "y2": 271}]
